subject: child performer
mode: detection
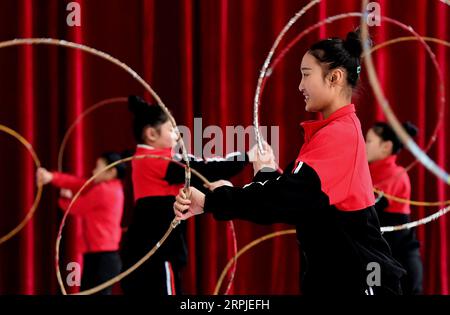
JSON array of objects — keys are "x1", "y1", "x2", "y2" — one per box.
[
  {"x1": 37, "y1": 152, "x2": 125, "y2": 295},
  {"x1": 174, "y1": 30, "x2": 406, "y2": 295},
  {"x1": 366, "y1": 121, "x2": 423, "y2": 294},
  {"x1": 121, "y1": 96, "x2": 254, "y2": 295}
]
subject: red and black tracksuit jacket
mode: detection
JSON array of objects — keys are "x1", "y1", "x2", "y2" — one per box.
[
  {"x1": 370, "y1": 155, "x2": 422, "y2": 294},
  {"x1": 370, "y1": 155, "x2": 420, "y2": 255},
  {"x1": 120, "y1": 145, "x2": 249, "y2": 294},
  {"x1": 203, "y1": 105, "x2": 406, "y2": 295}
]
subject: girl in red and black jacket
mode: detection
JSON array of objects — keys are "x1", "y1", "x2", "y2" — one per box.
[
  {"x1": 36, "y1": 152, "x2": 125, "y2": 295},
  {"x1": 174, "y1": 30, "x2": 406, "y2": 295},
  {"x1": 366, "y1": 121, "x2": 423, "y2": 295},
  {"x1": 120, "y1": 96, "x2": 251, "y2": 295}
]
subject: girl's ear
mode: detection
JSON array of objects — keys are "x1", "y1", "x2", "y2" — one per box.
[
  {"x1": 143, "y1": 127, "x2": 159, "y2": 142},
  {"x1": 328, "y1": 68, "x2": 345, "y2": 86}
]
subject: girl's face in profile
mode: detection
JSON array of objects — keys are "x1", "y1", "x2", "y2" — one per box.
[
  {"x1": 148, "y1": 120, "x2": 178, "y2": 149},
  {"x1": 298, "y1": 52, "x2": 333, "y2": 114},
  {"x1": 92, "y1": 158, "x2": 117, "y2": 183},
  {"x1": 365, "y1": 128, "x2": 391, "y2": 163}
]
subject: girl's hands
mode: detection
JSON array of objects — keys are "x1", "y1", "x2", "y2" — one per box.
[
  {"x1": 36, "y1": 167, "x2": 53, "y2": 185},
  {"x1": 60, "y1": 189, "x2": 73, "y2": 199},
  {"x1": 204, "y1": 179, "x2": 233, "y2": 191},
  {"x1": 173, "y1": 187, "x2": 205, "y2": 220},
  {"x1": 248, "y1": 142, "x2": 277, "y2": 175}
]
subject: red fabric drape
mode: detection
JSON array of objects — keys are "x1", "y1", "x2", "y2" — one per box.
[{"x1": 0, "y1": 0, "x2": 449, "y2": 295}]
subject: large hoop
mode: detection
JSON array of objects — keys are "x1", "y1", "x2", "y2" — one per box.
[{"x1": 0, "y1": 125, "x2": 42, "y2": 245}]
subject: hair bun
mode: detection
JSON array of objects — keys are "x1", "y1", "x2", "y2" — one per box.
[
  {"x1": 343, "y1": 30, "x2": 364, "y2": 58},
  {"x1": 402, "y1": 121, "x2": 418, "y2": 138},
  {"x1": 128, "y1": 95, "x2": 149, "y2": 114}
]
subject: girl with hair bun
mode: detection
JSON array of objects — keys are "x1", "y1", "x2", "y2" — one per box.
[
  {"x1": 366, "y1": 121, "x2": 423, "y2": 294},
  {"x1": 174, "y1": 30, "x2": 406, "y2": 295},
  {"x1": 121, "y1": 96, "x2": 254, "y2": 295}
]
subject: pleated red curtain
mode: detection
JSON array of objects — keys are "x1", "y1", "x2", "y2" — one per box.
[{"x1": 0, "y1": 0, "x2": 449, "y2": 295}]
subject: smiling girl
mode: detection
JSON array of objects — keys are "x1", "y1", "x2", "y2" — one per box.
[{"x1": 174, "y1": 30, "x2": 406, "y2": 295}]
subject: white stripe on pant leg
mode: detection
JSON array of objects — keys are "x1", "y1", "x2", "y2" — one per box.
[
  {"x1": 293, "y1": 161, "x2": 303, "y2": 174},
  {"x1": 164, "y1": 261, "x2": 173, "y2": 295}
]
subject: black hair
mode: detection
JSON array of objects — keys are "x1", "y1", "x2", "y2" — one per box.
[
  {"x1": 308, "y1": 29, "x2": 371, "y2": 88},
  {"x1": 100, "y1": 152, "x2": 128, "y2": 179},
  {"x1": 128, "y1": 95, "x2": 169, "y2": 143},
  {"x1": 372, "y1": 121, "x2": 419, "y2": 155}
]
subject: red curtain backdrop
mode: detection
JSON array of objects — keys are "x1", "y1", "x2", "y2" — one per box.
[{"x1": 0, "y1": 0, "x2": 449, "y2": 294}]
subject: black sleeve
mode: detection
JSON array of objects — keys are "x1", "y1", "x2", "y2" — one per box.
[
  {"x1": 252, "y1": 167, "x2": 283, "y2": 182},
  {"x1": 164, "y1": 152, "x2": 249, "y2": 187},
  {"x1": 203, "y1": 162, "x2": 329, "y2": 225},
  {"x1": 374, "y1": 195, "x2": 389, "y2": 216}
]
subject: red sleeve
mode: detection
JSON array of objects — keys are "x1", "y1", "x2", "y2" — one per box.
[
  {"x1": 57, "y1": 188, "x2": 102, "y2": 216},
  {"x1": 51, "y1": 172, "x2": 87, "y2": 193}
]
